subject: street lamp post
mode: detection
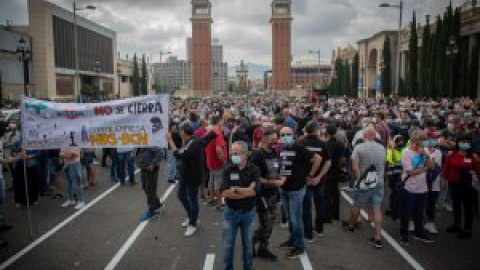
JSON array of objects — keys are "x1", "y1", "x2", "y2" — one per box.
[
  {"x1": 309, "y1": 49, "x2": 321, "y2": 100},
  {"x1": 446, "y1": 36, "x2": 459, "y2": 98},
  {"x1": 16, "y1": 37, "x2": 31, "y2": 97},
  {"x1": 117, "y1": 67, "x2": 122, "y2": 98},
  {"x1": 159, "y1": 51, "x2": 171, "y2": 93},
  {"x1": 73, "y1": 1, "x2": 96, "y2": 102},
  {"x1": 93, "y1": 59, "x2": 101, "y2": 100},
  {"x1": 380, "y1": 1, "x2": 403, "y2": 97}
]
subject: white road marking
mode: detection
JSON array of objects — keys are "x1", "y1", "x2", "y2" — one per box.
[
  {"x1": 104, "y1": 183, "x2": 178, "y2": 270},
  {"x1": 341, "y1": 191, "x2": 426, "y2": 270},
  {"x1": 202, "y1": 254, "x2": 215, "y2": 270},
  {"x1": 300, "y1": 253, "x2": 314, "y2": 270},
  {"x1": 0, "y1": 169, "x2": 141, "y2": 270}
]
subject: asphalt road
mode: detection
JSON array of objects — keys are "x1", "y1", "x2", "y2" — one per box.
[{"x1": 0, "y1": 163, "x2": 479, "y2": 270}]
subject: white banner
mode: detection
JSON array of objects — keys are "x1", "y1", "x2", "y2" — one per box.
[{"x1": 21, "y1": 95, "x2": 170, "y2": 150}]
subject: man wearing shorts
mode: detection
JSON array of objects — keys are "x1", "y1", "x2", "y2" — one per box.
[
  {"x1": 343, "y1": 127, "x2": 386, "y2": 249},
  {"x1": 205, "y1": 115, "x2": 227, "y2": 209}
]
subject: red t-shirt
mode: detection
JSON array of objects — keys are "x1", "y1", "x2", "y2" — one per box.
[
  {"x1": 253, "y1": 127, "x2": 263, "y2": 148},
  {"x1": 205, "y1": 128, "x2": 227, "y2": 170},
  {"x1": 195, "y1": 127, "x2": 207, "y2": 138}
]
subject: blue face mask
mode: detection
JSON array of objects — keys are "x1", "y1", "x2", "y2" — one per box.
[
  {"x1": 231, "y1": 155, "x2": 242, "y2": 165},
  {"x1": 281, "y1": 135, "x2": 293, "y2": 145},
  {"x1": 421, "y1": 140, "x2": 430, "y2": 148},
  {"x1": 429, "y1": 139, "x2": 438, "y2": 148},
  {"x1": 459, "y1": 143, "x2": 471, "y2": 151}
]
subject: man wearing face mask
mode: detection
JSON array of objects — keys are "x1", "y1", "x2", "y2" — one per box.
[
  {"x1": 221, "y1": 141, "x2": 259, "y2": 270},
  {"x1": 278, "y1": 127, "x2": 322, "y2": 259},
  {"x1": 250, "y1": 128, "x2": 284, "y2": 261},
  {"x1": 299, "y1": 121, "x2": 331, "y2": 241}
]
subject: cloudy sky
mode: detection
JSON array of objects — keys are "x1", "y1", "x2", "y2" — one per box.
[{"x1": 0, "y1": 0, "x2": 466, "y2": 66}]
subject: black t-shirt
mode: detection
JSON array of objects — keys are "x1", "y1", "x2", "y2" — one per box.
[
  {"x1": 325, "y1": 137, "x2": 345, "y2": 175},
  {"x1": 221, "y1": 163, "x2": 260, "y2": 212},
  {"x1": 280, "y1": 142, "x2": 314, "y2": 192},
  {"x1": 299, "y1": 135, "x2": 330, "y2": 178},
  {"x1": 250, "y1": 148, "x2": 279, "y2": 195}
]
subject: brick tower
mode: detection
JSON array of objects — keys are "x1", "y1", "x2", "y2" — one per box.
[
  {"x1": 270, "y1": 0, "x2": 293, "y2": 92},
  {"x1": 191, "y1": 0, "x2": 212, "y2": 97}
]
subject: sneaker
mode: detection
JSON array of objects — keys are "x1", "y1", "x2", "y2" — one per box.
[
  {"x1": 409, "y1": 221, "x2": 415, "y2": 232},
  {"x1": 256, "y1": 249, "x2": 278, "y2": 261},
  {"x1": 412, "y1": 235, "x2": 434, "y2": 243},
  {"x1": 341, "y1": 220, "x2": 355, "y2": 233},
  {"x1": 185, "y1": 226, "x2": 197, "y2": 237},
  {"x1": 314, "y1": 230, "x2": 324, "y2": 237},
  {"x1": 74, "y1": 201, "x2": 85, "y2": 210},
  {"x1": 458, "y1": 230, "x2": 472, "y2": 239},
  {"x1": 340, "y1": 186, "x2": 353, "y2": 192},
  {"x1": 400, "y1": 237, "x2": 409, "y2": 246},
  {"x1": 279, "y1": 240, "x2": 294, "y2": 250},
  {"x1": 285, "y1": 248, "x2": 305, "y2": 259},
  {"x1": 61, "y1": 200, "x2": 75, "y2": 208},
  {"x1": 280, "y1": 222, "x2": 289, "y2": 229},
  {"x1": 152, "y1": 202, "x2": 164, "y2": 214},
  {"x1": 424, "y1": 222, "x2": 439, "y2": 234},
  {"x1": 181, "y1": 219, "x2": 190, "y2": 228},
  {"x1": 369, "y1": 237, "x2": 383, "y2": 249},
  {"x1": 0, "y1": 225, "x2": 13, "y2": 232},
  {"x1": 140, "y1": 210, "x2": 155, "y2": 222},
  {"x1": 444, "y1": 203, "x2": 453, "y2": 212},
  {"x1": 305, "y1": 236, "x2": 315, "y2": 243},
  {"x1": 446, "y1": 225, "x2": 461, "y2": 234}
]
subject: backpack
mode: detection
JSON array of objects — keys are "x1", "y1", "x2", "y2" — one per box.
[{"x1": 355, "y1": 165, "x2": 379, "y2": 190}]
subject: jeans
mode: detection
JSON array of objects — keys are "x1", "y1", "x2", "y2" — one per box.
[
  {"x1": 110, "y1": 153, "x2": 118, "y2": 181},
  {"x1": 141, "y1": 167, "x2": 161, "y2": 213},
  {"x1": 346, "y1": 156, "x2": 354, "y2": 188},
  {"x1": 387, "y1": 174, "x2": 402, "y2": 218},
  {"x1": 117, "y1": 151, "x2": 135, "y2": 183},
  {"x1": 303, "y1": 185, "x2": 326, "y2": 237},
  {"x1": 281, "y1": 186, "x2": 306, "y2": 250},
  {"x1": 426, "y1": 191, "x2": 439, "y2": 222},
  {"x1": 325, "y1": 173, "x2": 340, "y2": 221},
  {"x1": 166, "y1": 150, "x2": 179, "y2": 181},
  {"x1": 254, "y1": 193, "x2": 278, "y2": 250},
  {"x1": 223, "y1": 207, "x2": 256, "y2": 270},
  {"x1": 400, "y1": 190, "x2": 427, "y2": 239},
  {"x1": 64, "y1": 162, "x2": 84, "y2": 202},
  {"x1": 449, "y1": 182, "x2": 475, "y2": 231},
  {"x1": 178, "y1": 180, "x2": 199, "y2": 226}
]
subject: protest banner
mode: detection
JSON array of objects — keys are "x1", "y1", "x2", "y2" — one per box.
[{"x1": 21, "y1": 95, "x2": 169, "y2": 149}]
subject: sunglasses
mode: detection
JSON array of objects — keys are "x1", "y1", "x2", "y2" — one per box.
[{"x1": 280, "y1": 134, "x2": 292, "y2": 137}]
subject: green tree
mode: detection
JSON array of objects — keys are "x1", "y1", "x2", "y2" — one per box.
[
  {"x1": 419, "y1": 16, "x2": 431, "y2": 97},
  {"x1": 132, "y1": 53, "x2": 140, "y2": 96},
  {"x1": 141, "y1": 54, "x2": 148, "y2": 95},
  {"x1": 468, "y1": 45, "x2": 479, "y2": 98},
  {"x1": 382, "y1": 36, "x2": 392, "y2": 97},
  {"x1": 409, "y1": 11, "x2": 419, "y2": 97},
  {"x1": 352, "y1": 53, "x2": 359, "y2": 97}
]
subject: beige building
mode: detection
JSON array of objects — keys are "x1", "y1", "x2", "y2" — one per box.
[
  {"x1": 19, "y1": 0, "x2": 117, "y2": 101},
  {"x1": 357, "y1": 31, "x2": 399, "y2": 98},
  {"x1": 461, "y1": 0, "x2": 480, "y2": 97},
  {"x1": 116, "y1": 56, "x2": 154, "y2": 98}
]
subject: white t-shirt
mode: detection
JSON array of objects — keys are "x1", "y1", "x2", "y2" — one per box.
[
  {"x1": 425, "y1": 148, "x2": 442, "y2": 192},
  {"x1": 402, "y1": 148, "x2": 428, "y2": 194}
]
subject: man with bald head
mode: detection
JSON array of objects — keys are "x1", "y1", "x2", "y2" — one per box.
[
  {"x1": 343, "y1": 127, "x2": 386, "y2": 249},
  {"x1": 278, "y1": 127, "x2": 322, "y2": 259},
  {"x1": 221, "y1": 141, "x2": 260, "y2": 270}
]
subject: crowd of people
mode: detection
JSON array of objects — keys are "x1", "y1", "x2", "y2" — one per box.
[{"x1": 1, "y1": 95, "x2": 479, "y2": 270}]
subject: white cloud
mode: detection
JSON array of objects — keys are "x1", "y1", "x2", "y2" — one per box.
[{"x1": 1, "y1": 0, "x2": 460, "y2": 66}]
